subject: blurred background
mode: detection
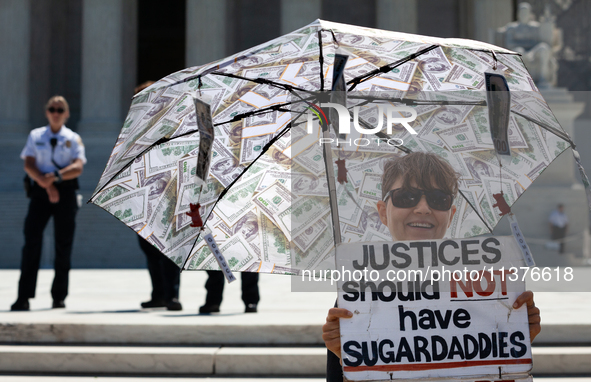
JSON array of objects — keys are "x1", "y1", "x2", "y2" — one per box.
[{"x1": 1, "y1": 0, "x2": 590, "y2": 269}]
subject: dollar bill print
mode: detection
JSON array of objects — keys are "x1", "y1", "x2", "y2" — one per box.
[
  {"x1": 293, "y1": 212, "x2": 329, "y2": 252},
  {"x1": 444, "y1": 64, "x2": 484, "y2": 89},
  {"x1": 209, "y1": 139, "x2": 245, "y2": 187},
  {"x1": 259, "y1": 213, "x2": 291, "y2": 265},
  {"x1": 275, "y1": 196, "x2": 327, "y2": 241},
  {"x1": 146, "y1": 139, "x2": 200, "y2": 177},
  {"x1": 216, "y1": 172, "x2": 263, "y2": 226},
  {"x1": 145, "y1": 177, "x2": 178, "y2": 244},
  {"x1": 101, "y1": 188, "x2": 149, "y2": 226},
  {"x1": 252, "y1": 181, "x2": 295, "y2": 224},
  {"x1": 202, "y1": 234, "x2": 257, "y2": 272},
  {"x1": 358, "y1": 172, "x2": 382, "y2": 202},
  {"x1": 239, "y1": 134, "x2": 273, "y2": 164},
  {"x1": 436, "y1": 123, "x2": 490, "y2": 153},
  {"x1": 255, "y1": 169, "x2": 294, "y2": 193},
  {"x1": 292, "y1": 214, "x2": 334, "y2": 271},
  {"x1": 335, "y1": 182, "x2": 363, "y2": 227}
]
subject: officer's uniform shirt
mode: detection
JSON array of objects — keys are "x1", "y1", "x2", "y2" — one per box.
[
  {"x1": 549, "y1": 210, "x2": 568, "y2": 228},
  {"x1": 20, "y1": 125, "x2": 86, "y2": 173}
]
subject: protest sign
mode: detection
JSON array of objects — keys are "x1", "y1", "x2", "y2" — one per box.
[{"x1": 336, "y1": 236, "x2": 532, "y2": 382}]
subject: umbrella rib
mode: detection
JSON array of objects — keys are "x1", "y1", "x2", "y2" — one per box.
[
  {"x1": 511, "y1": 110, "x2": 574, "y2": 148},
  {"x1": 317, "y1": 30, "x2": 325, "y2": 91},
  {"x1": 457, "y1": 189, "x2": 494, "y2": 233},
  {"x1": 183, "y1": 124, "x2": 294, "y2": 270},
  {"x1": 210, "y1": 71, "x2": 312, "y2": 95},
  {"x1": 347, "y1": 45, "x2": 439, "y2": 91},
  {"x1": 348, "y1": 94, "x2": 487, "y2": 106},
  {"x1": 89, "y1": 129, "x2": 202, "y2": 201},
  {"x1": 213, "y1": 101, "x2": 298, "y2": 127}
]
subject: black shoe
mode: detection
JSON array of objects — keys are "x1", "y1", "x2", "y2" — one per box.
[
  {"x1": 166, "y1": 298, "x2": 183, "y2": 311},
  {"x1": 10, "y1": 299, "x2": 29, "y2": 311},
  {"x1": 245, "y1": 303, "x2": 257, "y2": 313},
  {"x1": 199, "y1": 304, "x2": 220, "y2": 314},
  {"x1": 141, "y1": 299, "x2": 166, "y2": 309},
  {"x1": 52, "y1": 300, "x2": 65, "y2": 309}
]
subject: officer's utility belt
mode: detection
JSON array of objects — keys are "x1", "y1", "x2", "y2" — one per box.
[
  {"x1": 35, "y1": 178, "x2": 79, "y2": 190},
  {"x1": 24, "y1": 176, "x2": 79, "y2": 197}
]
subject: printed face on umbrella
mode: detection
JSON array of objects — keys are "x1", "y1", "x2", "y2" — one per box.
[
  {"x1": 434, "y1": 107, "x2": 461, "y2": 125},
  {"x1": 293, "y1": 175, "x2": 318, "y2": 192},
  {"x1": 377, "y1": 178, "x2": 456, "y2": 241},
  {"x1": 419, "y1": 58, "x2": 450, "y2": 73}
]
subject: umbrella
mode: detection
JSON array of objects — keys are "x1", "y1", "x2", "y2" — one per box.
[{"x1": 89, "y1": 19, "x2": 590, "y2": 276}]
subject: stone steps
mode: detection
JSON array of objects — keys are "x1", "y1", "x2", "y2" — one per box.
[
  {"x1": 0, "y1": 345, "x2": 589, "y2": 376},
  {"x1": 2, "y1": 322, "x2": 591, "y2": 346}
]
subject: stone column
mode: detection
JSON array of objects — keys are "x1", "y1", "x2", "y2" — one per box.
[
  {"x1": 472, "y1": 0, "x2": 512, "y2": 43},
  {"x1": 0, "y1": 0, "x2": 30, "y2": 133},
  {"x1": 79, "y1": 0, "x2": 129, "y2": 134},
  {"x1": 186, "y1": 0, "x2": 227, "y2": 67},
  {"x1": 376, "y1": 0, "x2": 418, "y2": 34},
  {"x1": 281, "y1": 0, "x2": 321, "y2": 35}
]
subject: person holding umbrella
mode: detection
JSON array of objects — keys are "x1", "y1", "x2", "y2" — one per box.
[
  {"x1": 11, "y1": 96, "x2": 86, "y2": 311},
  {"x1": 133, "y1": 81, "x2": 182, "y2": 311},
  {"x1": 322, "y1": 152, "x2": 541, "y2": 381}
]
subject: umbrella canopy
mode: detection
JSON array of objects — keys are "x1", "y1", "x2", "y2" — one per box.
[{"x1": 90, "y1": 20, "x2": 583, "y2": 275}]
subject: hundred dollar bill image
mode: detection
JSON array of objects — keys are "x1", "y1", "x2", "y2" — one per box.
[
  {"x1": 293, "y1": 215, "x2": 334, "y2": 270},
  {"x1": 202, "y1": 234, "x2": 257, "y2": 272},
  {"x1": 255, "y1": 169, "x2": 294, "y2": 192},
  {"x1": 216, "y1": 172, "x2": 263, "y2": 226},
  {"x1": 292, "y1": 173, "x2": 329, "y2": 197},
  {"x1": 275, "y1": 196, "x2": 327, "y2": 241},
  {"x1": 358, "y1": 172, "x2": 382, "y2": 202},
  {"x1": 239, "y1": 134, "x2": 272, "y2": 164},
  {"x1": 146, "y1": 139, "x2": 200, "y2": 177},
  {"x1": 435, "y1": 123, "x2": 489, "y2": 153},
  {"x1": 145, "y1": 177, "x2": 178, "y2": 243},
  {"x1": 293, "y1": 212, "x2": 329, "y2": 252},
  {"x1": 101, "y1": 188, "x2": 149, "y2": 226},
  {"x1": 335, "y1": 182, "x2": 363, "y2": 227},
  {"x1": 252, "y1": 180, "x2": 295, "y2": 224},
  {"x1": 260, "y1": 214, "x2": 291, "y2": 265},
  {"x1": 94, "y1": 184, "x2": 130, "y2": 205},
  {"x1": 444, "y1": 64, "x2": 484, "y2": 89}
]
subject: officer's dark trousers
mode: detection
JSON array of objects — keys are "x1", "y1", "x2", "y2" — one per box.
[
  {"x1": 204, "y1": 270, "x2": 259, "y2": 306},
  {"x1": 18, "y1": 184, "x2": 78, "y2": 301},
  {"x1": 138, "y1": 236, "x2": 180, "y2": 301}
]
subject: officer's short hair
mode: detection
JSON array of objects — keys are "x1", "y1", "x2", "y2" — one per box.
[{"x1": 45, "y1": 95, "x2": 69, "y2": 113}]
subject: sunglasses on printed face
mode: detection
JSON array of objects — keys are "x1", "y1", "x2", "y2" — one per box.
[
  {"x1": 383, "y1": 188, "x2": 454, "y2": 211},
  {"x1": 47, "y1": 107, "x2": 65, "y2": 114}
]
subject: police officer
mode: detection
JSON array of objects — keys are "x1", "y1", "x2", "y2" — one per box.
[{"x1": 11, "y1": 95, "x2": 86, "y2": 311}]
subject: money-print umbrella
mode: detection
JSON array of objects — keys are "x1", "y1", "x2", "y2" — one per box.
[{"x1": 89, "y1": 19, "x2": 589, "y2": 276}]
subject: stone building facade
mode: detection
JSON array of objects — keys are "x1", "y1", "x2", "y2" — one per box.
[{"x1": 0, "y1": 0, "x2": 589, "y2": 268}]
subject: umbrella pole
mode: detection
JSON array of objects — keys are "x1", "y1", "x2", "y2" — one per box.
[{"x1": 322, "y1": 134, "x2": 342, "y2": 246}]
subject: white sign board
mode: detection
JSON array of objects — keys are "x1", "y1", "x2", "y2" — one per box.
[{"x1": 336, "y1": 236, "x2": 532, "y2": 382}]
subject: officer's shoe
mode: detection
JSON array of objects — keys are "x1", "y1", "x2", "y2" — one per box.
[
  {"x1": 141, "y1": 299, "x2": 166, "y2": 309},
  {"x1": 10, "y1": 298, "x2": 29, "y2": 311},
  {"x1": 199, "y1": 304, "x2": 220, "y2": 314},
  {"x1": 166, "y1": 298, "x2": 183, "y2": 311},
  {"x1": 52, "y1": 300, "x2": 66, "y2": 309},
  {"x1": 245, "y1": 303, "x2": 258, "y2": 313}
]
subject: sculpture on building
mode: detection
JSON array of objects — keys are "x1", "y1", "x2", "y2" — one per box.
[{"x1": 496, "y1": 2, "x2": 562, "y2": 88}]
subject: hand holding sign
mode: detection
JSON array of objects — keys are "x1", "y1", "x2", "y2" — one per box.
[{"x1": 331, "y1": 237, "x2": 536, "y2": 382}]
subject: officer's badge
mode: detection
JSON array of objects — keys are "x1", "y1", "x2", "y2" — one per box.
[{"x1": 65, "y1": 140, "x2": 71, "y2": 148}]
